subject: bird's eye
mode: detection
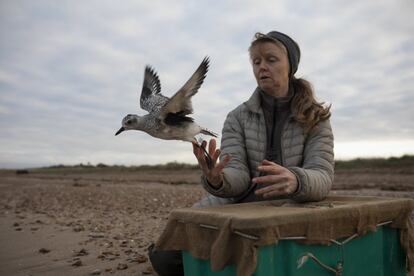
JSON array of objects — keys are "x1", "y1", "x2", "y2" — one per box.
[{"x1": 126, "y1": 120, "x2": 131, "y2": 125}]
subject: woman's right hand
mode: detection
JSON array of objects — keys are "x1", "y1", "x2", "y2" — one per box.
[{"x1": 192, "y1": 138, "x2": 231, "y2": 188}]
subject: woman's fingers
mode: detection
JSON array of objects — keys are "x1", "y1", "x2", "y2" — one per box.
[
  {"x1": 205, "y1": 155, "x2": 231, "y2": 188},
  {"x1": 192, "y1": 143, "x2": 202, "y2": 160},
  {"x1": 254, "y1": 160, "x2": 299, "y2": 198},
  {"x1": 195, "y1": 139, "x2": 221, "y2": 168},
  {"x1": 212, "y1": 149, "x2": 221, "y2": 164},
  {"x1": 252, "y1": 174, "x2": 285, "y2": 185},
  {"x1": 192, "y1": 141, "x2": 198, "y2": 155},
  {"x1": 192, "y1": 139, "x2": 232, "y2": 187},
  {"x1": 215, "y1": 154, "x2": 232, "y2": 172},
  {"x1": 257, "y1": 161, "x2": 284, "y2": 174},
  {"x1": 255, "y1": 183, "x2": 291, "y2": 198},
  {"x1": 204, "y1": 154, "x2": 231, "y2": 181},
  {"x1": 208, "y1": 139, "x2": 216, "y2": 156},
  {"x1": 201, "y1": 140, "x2": 207, "y2": 150},
  {"x1": 192, "y1": 142, "x2": 210, "y2": 172},
  {"x1": 262, "y1": 159, "x2": 276, "y2": 166}
]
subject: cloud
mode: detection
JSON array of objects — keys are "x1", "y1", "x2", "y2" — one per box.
[{"x1": 0, "y1": 0, "x2": 413, "y2": 168}]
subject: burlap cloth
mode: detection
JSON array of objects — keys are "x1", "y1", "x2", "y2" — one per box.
[{"x1": 156, "y1": 196, "x2": 414, "y2": 276}]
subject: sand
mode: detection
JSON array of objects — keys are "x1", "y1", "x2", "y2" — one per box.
[{"x1": 0, "y1": 167, "x2": 413, "y2": 275}]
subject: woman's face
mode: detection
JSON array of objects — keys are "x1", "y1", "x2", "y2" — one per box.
[{"x1": 250, "y1": 41, "x2": 290, "y2": 97}]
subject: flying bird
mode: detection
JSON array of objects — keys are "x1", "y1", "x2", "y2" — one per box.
[{"x1": 115, "y1": 57, "x2": 217, "y2": 167}]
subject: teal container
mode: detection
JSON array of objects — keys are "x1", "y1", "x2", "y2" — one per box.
[{"x1": 183, "y1": 226, "x2": 406, "y2": 276}]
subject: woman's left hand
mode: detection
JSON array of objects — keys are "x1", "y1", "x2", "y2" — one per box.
[{"x1": 253, "y1": 159, "x2": 298, "y2": 199}]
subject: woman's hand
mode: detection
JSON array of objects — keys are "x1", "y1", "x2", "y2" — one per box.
[
  {"x1": 253, "y1": 159, "x2": 298, "y2": 198},
  {"x1": 192, "y1": 138, "x2": 231, "y2": 188}
]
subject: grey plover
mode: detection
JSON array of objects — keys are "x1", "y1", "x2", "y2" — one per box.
[{"x1": 115, "y1": 57, "x2": 217, "y2": 166}]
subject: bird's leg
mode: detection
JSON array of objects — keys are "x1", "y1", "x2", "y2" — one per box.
[{"x1": 193, "y1": 139, "x2": 213, "y2": 169}]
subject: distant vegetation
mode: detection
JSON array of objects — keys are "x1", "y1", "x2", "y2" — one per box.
[
  {"x1": 28, "y1": 161, "x2": 199, "y2": 173},
  {"x1": 3, "y1": 155, "x2": 414, "y2": 174},
  {"x1": 335, "y1": 155, "x2": 414, "y2": 170}
]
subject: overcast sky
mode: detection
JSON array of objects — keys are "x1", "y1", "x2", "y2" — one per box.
[{"x1": 1, "y1": 0, "x2": 413, "y2": 168}]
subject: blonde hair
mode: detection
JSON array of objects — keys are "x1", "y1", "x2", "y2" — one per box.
[
  {"x1": 291, "y1": 77, "x2": 331, "y2": 132},
  {"x1": 249, "y1": 32, "x2": 288, "y2": 57}
]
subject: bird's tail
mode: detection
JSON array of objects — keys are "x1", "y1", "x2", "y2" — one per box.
[{"x1": 201, "y1": 128, "x2": 218, "y2": 138}]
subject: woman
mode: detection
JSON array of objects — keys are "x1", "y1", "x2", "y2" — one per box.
[
  {"x1": 149, "y1": 30, "x2": 334, "y2": 276},
  {"x1": 193, "y1": 31, "x2": 334, "y2": 206}
]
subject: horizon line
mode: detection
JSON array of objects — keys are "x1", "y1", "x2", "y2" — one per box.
[{"x1": 1, "y1": 154, "x2": 413, "y2": 170}]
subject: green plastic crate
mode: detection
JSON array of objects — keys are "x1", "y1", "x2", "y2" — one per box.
[{"x1": 183, "y1": 226, "x2": 406, "y2": 276}]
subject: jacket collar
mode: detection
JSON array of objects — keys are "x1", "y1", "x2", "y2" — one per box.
[
  {"x1": 245, "y1": 86, "x2": 295, "y2": 116},
  {"x1": 244, "y1": 87, "x2": 262, "y2": 114}
]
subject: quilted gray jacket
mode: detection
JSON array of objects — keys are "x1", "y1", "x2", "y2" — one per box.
[{"x1": 195, "y1": 89, "x2": 334, "y2": 207}]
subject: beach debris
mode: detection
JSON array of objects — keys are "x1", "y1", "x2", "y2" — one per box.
[
  {"x1": 116, "y1": 263, "x2": 128, "y2": 270},
  {"x1": 89, "y1": 232, "x2": 105, "y2": 238},
  {"x1": 73, "y1": 181, "x2": 87, "y2": 187},
  {"x1": 90, "y1": 269, "x2": 101, "y2": 275},
  {"x1": 98, "y1": 251, "x2": 119, "y2": 261},
  {"x1": 73, "y1": 248, "x2": 89, "y2": 257},
  {"x1": 38, "y1": 248, "x2": 50, "y2": 254},
  {"x1": 124, "y1": 251, "x2": 148, "y2": 263},
  {"x1": 136, "y1": 253, "x2": 148, "y2": 263},
  {"x1": 71, "y1": 259, "x2": 83, "y2": 267},
  {"x1": 142, "y1": 265, "x2": 154, "y2": 274},
  {"x1": 123, "y1": 249, "x2": 134, "y2": 255},
  {"x1": 73, "y1": 224, "x2": 84, "y2": 232},
  {"x1": 119, "y1": 240, "x2": 128, "y2": 247}
]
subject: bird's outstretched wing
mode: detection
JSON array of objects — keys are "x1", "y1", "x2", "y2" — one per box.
[
  {"x1": 159, "y1": 57, "x2": 209, "y2": 119},
  {"x1": 140, "y1": 66, "x2": 169, "y2": 114}
]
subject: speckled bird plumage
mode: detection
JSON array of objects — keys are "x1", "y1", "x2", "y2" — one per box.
[{"x1": 115, "y1": 57, "x2": 217, "y2": 144}]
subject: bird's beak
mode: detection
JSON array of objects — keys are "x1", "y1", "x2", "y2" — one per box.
[{"x1": 115, "y1": 127, "x2": 125, "y2": 136}]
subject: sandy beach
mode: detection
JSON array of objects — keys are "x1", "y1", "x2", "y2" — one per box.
[{"x1": 1, "y1": 165, "x2": 413, "y2": 275}]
